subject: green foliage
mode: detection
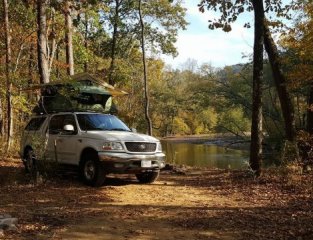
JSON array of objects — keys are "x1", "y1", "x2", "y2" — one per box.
[
  {"x1": 172, "y1": 117, "x2": 190, "y2": 135},
  {"x1": 217, "y1": 107, "x2": 251, "y2": 134},
  {"x1": 142, "y1": 0, "x2": 188, "y2": 56},
  {"x1": 198, "y1": 107, "x2": 218, "y2": 132},
  {"x1": 140, "y1": 60, "x2": 254, "y2": 137},
  {"x1": 198, "y1": 0, "x2": 293, "y2": 32}
]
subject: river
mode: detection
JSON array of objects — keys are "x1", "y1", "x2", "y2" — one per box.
[{"x1": 162, "y1": 141, "x2": 250, "y2": 169}]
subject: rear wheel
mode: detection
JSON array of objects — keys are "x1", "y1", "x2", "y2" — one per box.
[
  {"x1": 80, "y1": 152, "x2": 105, "y2": 187},
  {"x1": 136, "y1": 171, "x2": 160, "y2": 183},
  {"x1": 24, "y1": 149, "x2": 36, "y2": 174}
]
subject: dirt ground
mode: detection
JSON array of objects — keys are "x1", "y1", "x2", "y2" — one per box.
[{"x1": 1, "y1": 159, "x2": 313, "y2": 240}]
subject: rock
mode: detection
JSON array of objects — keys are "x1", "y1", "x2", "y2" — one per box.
[
  {"x1": 0, "y1": 214, "x2": 11, "y2": 219},
  {"x1": 7, "y1": 224, "x2": 18, "y2": 231},
  {"x1": 0, "y1": 229, "x2": 4, "y2": 237},
  {"x1": 0, "y1": 217, "x2": 18, "y2": 231},
  {"x1": 163, "y1": 164, "x2": 174, "y2": 171}
]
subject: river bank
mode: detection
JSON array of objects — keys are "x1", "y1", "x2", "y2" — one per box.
[
  {"x1": 162, "y1": 134, "x2": 251, "y2": 150},
  {"x1": 1, "y1": 159, "x2": 313, "y2": 239}
]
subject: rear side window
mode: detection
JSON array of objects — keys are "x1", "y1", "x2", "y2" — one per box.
[{"x1": 25, "y1": 117, "x2": 46, "y2": 131}]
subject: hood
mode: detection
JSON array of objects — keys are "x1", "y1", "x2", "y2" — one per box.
[{"x1": 82, "y1": 131, "x2": 159, "y2": 142}]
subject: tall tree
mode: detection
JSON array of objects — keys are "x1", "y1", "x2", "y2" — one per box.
[
  {"x1": 249, "y1": 0, "x2": 265, "y2": 175},
  {"x1": 308, "y1": 86, "x2": 313, "y2": 133},
  {"x1": 83, "y1": 12, "x2": 89, "y2": 72},
  {"x1": 64, "y1": 0, "x2": 74, "y2": 76},
  {"x1": 37, "y1": 0, "x2": 50, "y2": 83},
  {"x1": 108, "y1": 0, "x2": 122, "y2": 85},
  {"x1": 0, "y1": 100, "x2": 3, "y2": 136},
  {"x1": 95, "y1": 0, "x2": 187, "y2": 85},
  {"x1": 263, "y1": 23, "x2": 296, "y2": 141},
  {"x1": 3, "y1": 0, "x2": 14, "y2": 151},
  {"x1": 198, "y1": 0, "x2": 297, "y2": 149},
  {"x1": 139, "y1": 0, "x2": 152, "y2": 135}
]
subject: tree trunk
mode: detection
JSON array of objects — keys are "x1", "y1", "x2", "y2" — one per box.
[
  {"x1": 28, "y1": 43, "x2": 35, "y2": 100},
  {"x1": 64, "y1": 0, "x2": 74, "y2": 76},
  {"x1": 108, "y1": 0, "x2": 120, "y2": 86},
  {"x1": 84, "y1": 13, "x2": 88, "y2": 72},
  {"x1": 307, "y1": 84, "x2": 313, "y2": 133},
  {"x1": 48, "y1": 7, "x2": 57, "y2": 74},
  {"x1": 3, "y1": 0, "x2": 14, "y2": 152},
  {"x1": 37, "y1": 0, "x2": 50, "y2": 84},
  {"x1": 0, "y1": 99, "x2": 3, "y2": 136},
  {"x1": 56, "y1": 45, "x2": 60, "y2": 79},
  {"x1": 139, "y1": 0, "x2": 152, "y2": 136},
  {"x1": 28, "y1": 43, "x2": 35, "y2": 85},
  {"x1": 249, "y1": 0, "x2": 265, "y2": 176},
  {"x1": 264, "y1": 23, "x2": 296, "y2": 142}
]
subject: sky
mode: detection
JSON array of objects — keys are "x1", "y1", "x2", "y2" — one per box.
[{"x1": 162, "y1": 1, "x2": 255, "y2": 69}]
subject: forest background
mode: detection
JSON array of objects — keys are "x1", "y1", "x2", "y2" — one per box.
[{"x1": 0, "y1": 0, "x2": 313, "y2": 174}]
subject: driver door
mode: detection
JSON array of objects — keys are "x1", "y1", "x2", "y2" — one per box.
[{"x1": 47, "y1": 114, "x2": 78, "y2": 165}]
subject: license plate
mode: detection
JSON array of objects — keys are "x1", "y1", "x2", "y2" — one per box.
[{"x1": 141, "y1": 160, "x2": 152, "y2": 168}]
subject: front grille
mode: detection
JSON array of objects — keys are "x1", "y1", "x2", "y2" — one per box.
[{"x1": 125, "y1": 142, "x2": 157, "y2": 152}]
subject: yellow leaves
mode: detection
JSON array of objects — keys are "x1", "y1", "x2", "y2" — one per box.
[
  {"x1": 279, "y1": 3, "x2": 313, "y2": 91},
  {"x1": 173, "y1": 117, "x2": 190, "y2": 135}
]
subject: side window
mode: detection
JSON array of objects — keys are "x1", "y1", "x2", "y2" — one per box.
[
  {"x1": 25, "y1": 117, "x2": 46, "y2": 131},
  {"x1": 49, "y1": 115, "x2": 64, "y2": 134},
  {"x1": 49, "y1": 114, "x2": 77, "y2": 135}
]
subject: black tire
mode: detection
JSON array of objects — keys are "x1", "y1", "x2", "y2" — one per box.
[
  {"x1": 80, "y1": 153, "x2": 105, "y2": 187},
  {"x1": 24, "y1": 149, "x2": 37, "y2": 174},
  {"x1": 136, "y1": 171, "x2": 160, "y2": 184}
]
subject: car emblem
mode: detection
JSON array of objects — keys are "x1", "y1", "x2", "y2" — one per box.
[{"x1": 139, "y1": 144, "x2": 146, "y2": 150}]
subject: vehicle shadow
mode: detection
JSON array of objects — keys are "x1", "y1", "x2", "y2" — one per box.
[{"x1": 0, "y1": 161, "x2": 114, "y2": 239}]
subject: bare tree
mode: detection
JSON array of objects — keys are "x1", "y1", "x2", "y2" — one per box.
[
  {"x1": 3, "y1": 0, "x2": 14, "y2": 152},
  {"x1": 249, "y1": 0, "x2": 265, "y2": 176},
  {"x1": 307, "y1": 85, "x2": 313, "y2": 133},
  {"x1": 84, "y1": 12, "x2": 88, "y2": 72},
  {"x1": 0, "y1": 100, "x2": 3, "y2": 136},
  {"x1": 64, "y1": 0, "x2": 74, "y2": 76},
  {"x1": 37, "y1": 0, "x2": 50, "y2": 83},
  {"x1": 139, "y1": 0, "x2": 152, "y2": 135},
  {"x1": 108, "y1": 0, "x2": 122, "y2": 85}
]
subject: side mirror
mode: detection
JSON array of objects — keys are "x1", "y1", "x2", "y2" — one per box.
[
  {"x1": 131, "y1": 128, "x2": 137, "y2": 133},
  {"x1": 63, "y1": 124, "x2": 75, "y2": 132}
]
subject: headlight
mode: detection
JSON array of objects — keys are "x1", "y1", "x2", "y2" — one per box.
[
  {"x1": 156, "y1": 142, "x2": 162, "y2": 152},
  {"x1": 102, "y1": 142, "x2": 124, "y2": 151}
]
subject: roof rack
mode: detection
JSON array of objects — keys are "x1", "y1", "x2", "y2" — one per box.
[{"x1": 27, "y1": 73, "x2": 124, "y2": 115}]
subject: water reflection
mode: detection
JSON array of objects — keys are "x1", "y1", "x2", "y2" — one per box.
[{"x1": 162, "y1": 142, "x2": 249, "y2": 169}]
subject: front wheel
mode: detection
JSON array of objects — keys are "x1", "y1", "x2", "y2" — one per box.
[
  {"x1": 136, "y1": 171, "x2": 160, "y2": 184},
  {"x1": 80, "y1": 154, "x2": 106, "y2": 187}
]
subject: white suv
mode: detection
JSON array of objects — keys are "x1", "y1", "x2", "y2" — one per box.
[{"x1": 20, "y1": 112, "x2": 165, "y2": 186}]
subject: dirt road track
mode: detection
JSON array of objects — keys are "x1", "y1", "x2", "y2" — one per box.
[{"x1": 1, "y1": 160, "x2": 313, "y2": 239}]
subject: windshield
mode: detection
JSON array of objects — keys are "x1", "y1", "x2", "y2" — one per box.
[{"x1": 77, "y1": 114, "x2": 130, "y2": 131}]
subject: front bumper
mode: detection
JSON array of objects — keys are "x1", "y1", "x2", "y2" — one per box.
[{"x1": 98, "y1": 151, "x2": 166, "y2": 174}]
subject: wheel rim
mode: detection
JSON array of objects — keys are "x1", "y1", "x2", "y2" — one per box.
[{"x1": 84, "y1": 160, "x2": 95, "y2": 181}]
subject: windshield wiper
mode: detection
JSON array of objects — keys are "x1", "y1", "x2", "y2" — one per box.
[
  {"x1": 84, "y1": 127, "x2": 108, "y2": 131},
  {"x1": 110, "y1": 128, "x2": 130, "y2": 131}
]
